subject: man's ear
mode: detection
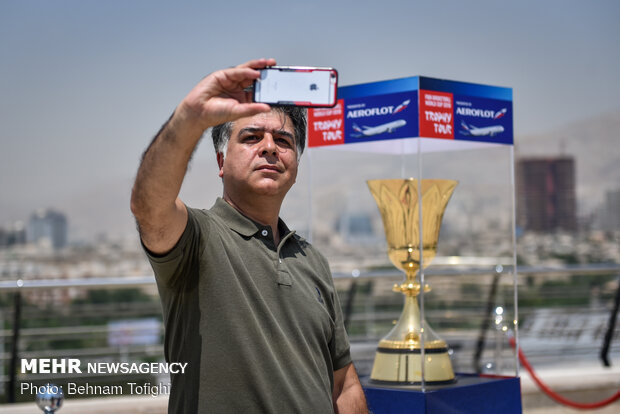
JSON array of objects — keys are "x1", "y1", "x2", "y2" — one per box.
[{"x1": 217, "y1": 152, "x2": 225, "y2": 178}]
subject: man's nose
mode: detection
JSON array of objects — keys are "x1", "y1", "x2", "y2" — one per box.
[{"x1": 260, "y1": 134, "x2": 277, "y2": 155}]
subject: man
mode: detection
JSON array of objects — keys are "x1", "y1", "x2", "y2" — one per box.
[{"x1": 131, "y1": 58, "x2": 368, "y2": 413}]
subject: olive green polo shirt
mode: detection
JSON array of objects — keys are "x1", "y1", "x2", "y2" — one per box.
[{"x1": 145, "y1": 198, "x2": 351, "y2": 413}]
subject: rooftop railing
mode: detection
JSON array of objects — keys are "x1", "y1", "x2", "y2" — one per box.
[{"x1": 1, "y1": 262, "x2": 619, "y2": 408}]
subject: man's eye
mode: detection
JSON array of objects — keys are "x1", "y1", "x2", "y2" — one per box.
[{"x1": 276, "y1": 138, "x2": 292, "y2": 146}]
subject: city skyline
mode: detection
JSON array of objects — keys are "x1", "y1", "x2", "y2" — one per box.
[{"x1": 1, "y1": 1, "x2": 619, "y2": 241}]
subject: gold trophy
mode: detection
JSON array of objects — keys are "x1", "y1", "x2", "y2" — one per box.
[{"x1": 368, "y1": 178, "x2": 457, "y2": 385}]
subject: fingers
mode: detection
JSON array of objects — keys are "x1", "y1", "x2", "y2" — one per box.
[
  {"x1": 180, "y1": 59, "x2": 278, "y2": 129},
  {"x1": 207, "y1": 70, "x2": 259, "y2": 105},
  {"x1": 211, "y1": 58, "x2": 276, "y2": 93},
  {"x1": 236, "y1": 58, "x2": 276, "y2": 69},
  {"x1": 221, "y1": 67, "x2": 262, "y2": 84}
]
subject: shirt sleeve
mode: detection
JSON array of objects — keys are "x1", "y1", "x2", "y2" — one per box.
[
  {"x1": 311, "y1": 248, "x2": 352, "y2": 371},
  {"x1": 330, "y1": 285, "x2": 353, "y2": 371},
  {"x1": 142, "y1": 207, "x2": 204, "y2": 292}
]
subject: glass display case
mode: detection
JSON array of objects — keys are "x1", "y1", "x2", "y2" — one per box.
[{"x1": 287, "y1": 76, "x2": 520, "y2": 411}]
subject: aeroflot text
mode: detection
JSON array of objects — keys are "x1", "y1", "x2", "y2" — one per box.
[
  {"x1": 455, "y1": 107, "x2": 496, "y2": 118},
  {"x1": 21, "y1": 359, "x2": 187, "y2": 375},
  {"x1": 347, "y1": 106, "x2": 396, "y2": 118}
]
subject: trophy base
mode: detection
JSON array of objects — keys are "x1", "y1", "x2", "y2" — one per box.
[{"x1": 370, "y1": 347, "x2": 456, "y2": 385}]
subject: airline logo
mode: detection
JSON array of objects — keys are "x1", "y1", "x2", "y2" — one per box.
[
  {"x1": 494, "y1": 108, "x2": 507, "y2": 119},
  {"x1": 343, "y1": 91, "x2": 418, "y2": 144},
  {"x1": 394, "y1": 99, "x2": 410, "y2": 114},
  {"x1": 456, "y1": 106, "x2": 508, "y2": 120},
  {"x1": 346, "y1": 99, "x2": 411, "y2": 119},
  {"x1": 454, "y1": 95, "x2": 512, "y2": 144}
]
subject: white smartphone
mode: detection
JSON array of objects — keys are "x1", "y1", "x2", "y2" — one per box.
[{"x1": 253, "y1": 66, "x2": 338, "y2": 107}]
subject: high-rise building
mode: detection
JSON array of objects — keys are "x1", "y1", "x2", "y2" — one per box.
[
  {"x1": 517, "y1": 157, "x2": 577, "y2": 232},
  {"x1": 0, "y1": 221, "x2": 27, "y2": 248},
  {"x1": 27, "y1": 209, "x2": 68, "y2": 249},
  {"x1": 336, "y1": 211, "x2": 379, "y2": 245},
  {"x1": 602, "y1": 189, "x2": 620, "y2": 230}
]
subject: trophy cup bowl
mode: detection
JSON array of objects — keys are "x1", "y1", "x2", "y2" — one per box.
[{"x1": 367, "y1": 178, "x2": 457, "y2": 385}]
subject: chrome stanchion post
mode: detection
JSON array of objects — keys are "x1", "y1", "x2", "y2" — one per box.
[{"x1": 36, "y1": 383, "x2": 64, "y2": 413}]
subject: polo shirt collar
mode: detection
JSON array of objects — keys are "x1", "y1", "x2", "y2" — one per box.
[{"x1": 210, "y1": 197, "x2": 294, "y2": 240}]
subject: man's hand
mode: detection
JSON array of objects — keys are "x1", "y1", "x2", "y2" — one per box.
[
  {"x1": 178, "y1": 58, "x2": 277, "y2": 132},
  {"x1": 131, "y1": 58, "x2": 277, "y2": 255}
]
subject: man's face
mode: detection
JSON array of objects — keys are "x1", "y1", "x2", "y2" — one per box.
[{"x1": 219, "y1": 110, "x2": 299, "y2": 200}]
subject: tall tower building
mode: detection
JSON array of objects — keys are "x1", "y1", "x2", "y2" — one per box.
[
  {"x1": 27, "y1": 209, "x2": 68, "y2": 249},
  {"x1": 0, "y1": 221, "x2": 27, "y2": 248},
  {"x1": 603, "y1": 189, "x2": 620, "y2": 230},
  {"x1": 517, "y1": 157, "x2": 577, "y2": 232}
]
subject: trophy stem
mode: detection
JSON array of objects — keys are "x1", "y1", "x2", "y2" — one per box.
[{"x1": 393, "y1": 269, "x2": 430, "y2": 297}]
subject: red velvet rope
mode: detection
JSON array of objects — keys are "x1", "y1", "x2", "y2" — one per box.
[{"x1": 509, "y1": 336, "x2": 620, "y2": 409}]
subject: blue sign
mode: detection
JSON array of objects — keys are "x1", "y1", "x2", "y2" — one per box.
[
  {"x1": 454, "y1": 95, "x2": 513, "y2": 145},
  {"x1": 308, "y1": 76, "x2": 513, "y2": 148},
  {"x1": 343, "y1": 91, "x2": 418, "y2": 144}
]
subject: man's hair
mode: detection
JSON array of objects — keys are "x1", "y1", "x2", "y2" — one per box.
[{"x1": 211, "y1": 106, "x2": 307, "y2": 159}]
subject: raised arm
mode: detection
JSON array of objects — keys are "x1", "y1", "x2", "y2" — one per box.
[{"x1": 130, "y1": 58, "x2": 276, "y2": 254}]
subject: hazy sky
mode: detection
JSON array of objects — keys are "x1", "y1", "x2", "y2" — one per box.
[{"x1": 1, "y1": 0, "x2": 619, "y2": 240}]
